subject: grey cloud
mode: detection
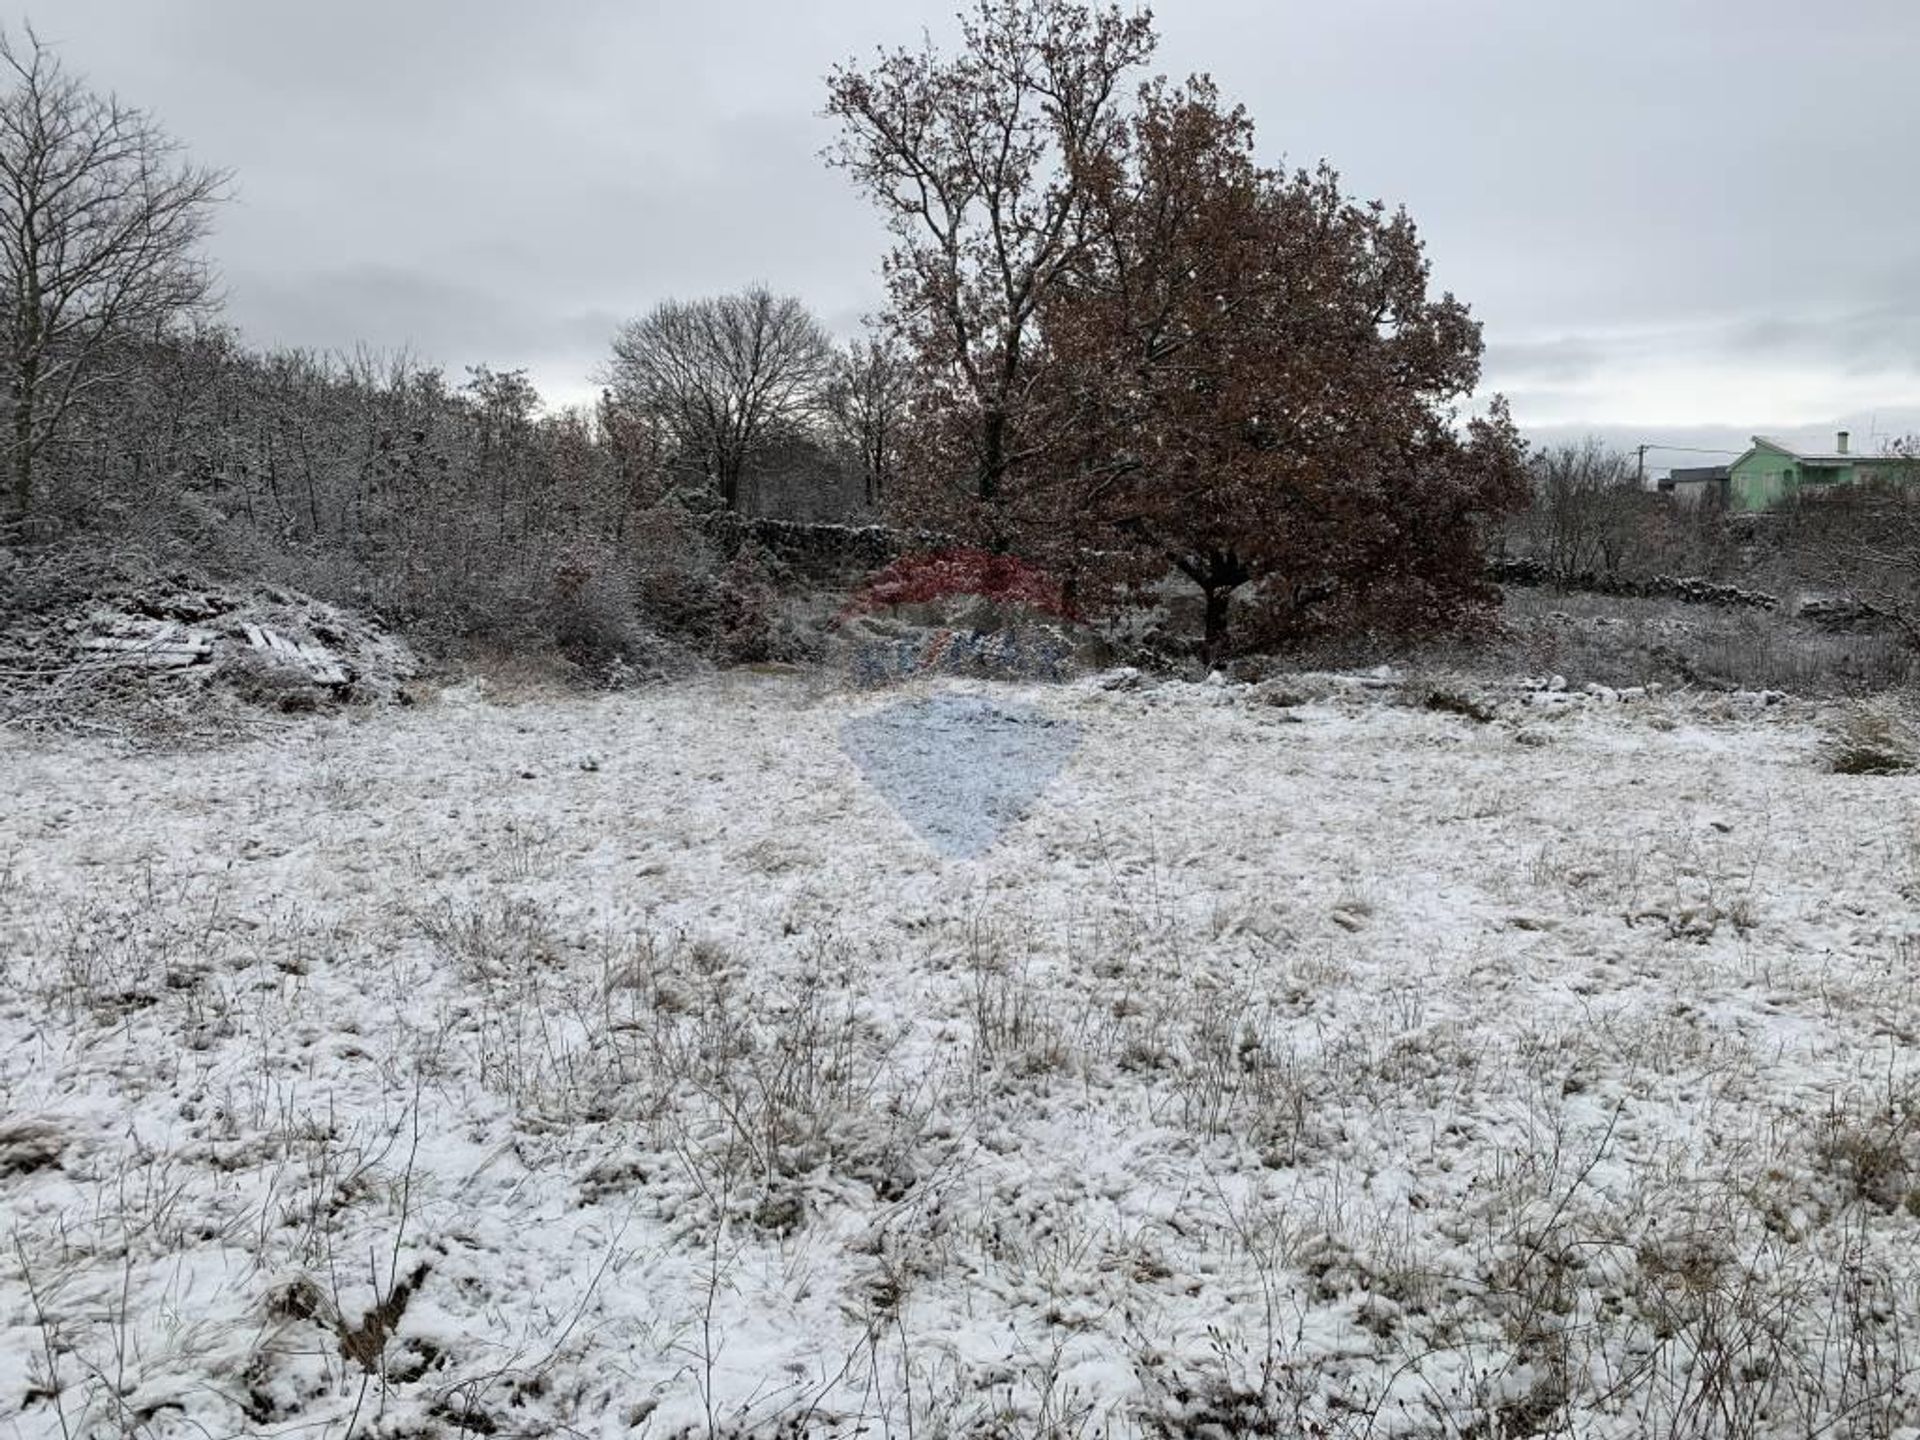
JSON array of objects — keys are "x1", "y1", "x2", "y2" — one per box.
[
  {"x1": 226, "y1": 263, "x2": 623, "y2": 373},
  {"x1": 35, "y1": 0, "x2": 1920, "y2": 421},
  {"x1": 1485, "y1": 335, "x2": 1639, "y2": 387},
  {"x1": 1726, "y1": 297, "x2": 1920, "y2": 376}
]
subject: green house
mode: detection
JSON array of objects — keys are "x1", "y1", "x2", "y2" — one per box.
[{"x1": 1728, "y1": 432, "x2": 1912, "y2": 511}]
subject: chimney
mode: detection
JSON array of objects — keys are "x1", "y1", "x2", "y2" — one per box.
[{"x1": 1837, "y1": 430, "x2": 1850, "y2": 455}]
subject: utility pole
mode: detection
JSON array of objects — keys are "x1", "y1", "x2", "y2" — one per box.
[{"x1": 1636, "y1": 444, "x2": 1648, "y2": 489}]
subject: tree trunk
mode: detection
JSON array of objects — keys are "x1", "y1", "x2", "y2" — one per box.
[
  {"x1": 10, "y1": 371, "x2": 34, "y2": 525},
  {"x1": 1202, "y1": 585, "x2": 1232, "y2": 668},
  {"x1": 979, "y1": 408, "x2": 1006, "y2": 502},
  {"x1": 9, "y1": 432, "x2": 29, "y2": 523},
  {"x1": 1182, "y1": 548, "x2": 1250, "y2": 668},
  {"x1": 9, "y1": 420, "x2": 30, "y2": 526}
]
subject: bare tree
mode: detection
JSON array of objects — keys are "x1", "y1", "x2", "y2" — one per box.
[
  {"x1": 602, "y1": 287, "x2": 833, "y2": 511},
  {"x1": 462, "y1": 364, "x2": 541, "y2": 544},
  {"x1": 823, "y1": 335, "x2": 908, "y2": 509},
  {"x1": 0, "y1": 27, "x2": 229, "y2": 529},
  {"x1": 825, "y1": 0, "x2": 1155, "y2": 511},
  {"x1": 1521, "y1": 438, "x2": 1645, "y2": 578}
]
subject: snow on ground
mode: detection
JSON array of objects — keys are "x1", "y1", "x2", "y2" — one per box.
[{"x1": 2, "y1": 670, "x2": 1918, "y2": 1438}]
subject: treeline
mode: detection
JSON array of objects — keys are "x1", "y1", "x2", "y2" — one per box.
[
  {"x1": 16, "y1": 322, "x2": 875, "y2": 668},
  {"x1": 0, "y1": 16, "x2": 921, "y2": 672},
  {"x1": 12, "y1": 273, "x2": 908, "y2": 542},
  {"x1": 6, "y1": 2, "x2": 1565, "y2": 667},
  {"x1": 38, "y1": 316, "x2": 908, "y2": 576}
]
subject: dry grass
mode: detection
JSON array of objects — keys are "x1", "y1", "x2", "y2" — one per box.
[
  {"x1": 1825, "y1": 700, "x2": 1920, "y2": 775},
  {"x1": 4, "y1": 680, "x2": 1919, "y2": 1438},
  {"x1": 1489, "y1": 589, "x2": 1914, "y2": 697},
  {"x1": 7, "y1": 869, "x2": 1918, "y2": 1438}
]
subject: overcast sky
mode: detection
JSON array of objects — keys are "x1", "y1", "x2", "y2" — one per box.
[{"x1": 38, "y1": 0, "x2": 1920, "y2": 469}]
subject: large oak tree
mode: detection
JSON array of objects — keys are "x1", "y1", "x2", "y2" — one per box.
[
  {"x1": 1047, "y1": 80, "x2": 1527, "y2": 658},
  {"x1": 828, "y1": 4, "x2": 1526, "y2": 659}
]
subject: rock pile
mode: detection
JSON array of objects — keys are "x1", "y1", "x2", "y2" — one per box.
[{"x1": 1, "y1": 576, "x2": 414, "y2": 737}]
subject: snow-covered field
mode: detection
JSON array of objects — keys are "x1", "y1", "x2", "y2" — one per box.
[{"x1": 3, "y1": 670, "x2": 1918, "y2": 1438}]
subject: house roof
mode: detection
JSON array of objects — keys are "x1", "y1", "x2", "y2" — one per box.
[
  {"x1": 1742, "y1": 435, "x2": 1907, "y2": 467},
  {"x1": 1668, "y1": 465, "x2": 1730, "y2": 484}
]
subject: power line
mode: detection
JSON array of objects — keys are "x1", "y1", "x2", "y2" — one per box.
[
  {"x1": 1633, "y1": 442, "x2": 1743, "y2": 487},
  {"x1": 1636, "y1": 444, "x2": 1744, "y2": 455}
]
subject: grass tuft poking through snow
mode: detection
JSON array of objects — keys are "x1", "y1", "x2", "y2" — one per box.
[{"x1": 1825, "y1": 698, "x2": 1920, "y2": 775}]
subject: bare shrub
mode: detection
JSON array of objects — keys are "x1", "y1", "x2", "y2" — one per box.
[
  {"x1": 634, "y1": 528, "x2": 816, "y2": 666},
  {"x1": 542, "y1": 540, "x2": 668, "y2": 681},
  {"x1": 1502, "y1": 438, "x2": 1738, "y2": 585},
  {"x1": 1762, "y1": 463, "x2": 1920, "y2": 646},
  {"x1": 1515, "y1": 437, "x2": 1645, "y2": 578}
]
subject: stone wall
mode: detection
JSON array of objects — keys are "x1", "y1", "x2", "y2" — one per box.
[
  {"x1": 707, "y1": 515, "x2": 938, "y2": 585},
  {"x1": 706, "y1": 522, "x2": 1788, "y2": 614},
  {"x1": 1487, "y1": 556, "x2": 1778, "y2": 611}
]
